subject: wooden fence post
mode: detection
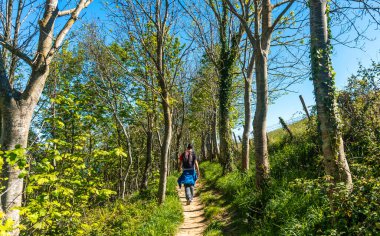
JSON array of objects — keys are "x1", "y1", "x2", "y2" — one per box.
[
  {"x1": 279, "y1": 117, "x2": 294, "y2": 139},
  {"x1": 299, "y1": 95, "x2": 311, "y2": 120}
]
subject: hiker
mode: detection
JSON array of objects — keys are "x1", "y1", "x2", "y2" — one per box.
[{"x1": 177, "y1": 144, "x2": 200, "y2": 205}]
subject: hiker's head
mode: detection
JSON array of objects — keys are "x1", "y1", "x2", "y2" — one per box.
[{"x1": 187, "y1": 143, "x2": 193, "y2": 150}]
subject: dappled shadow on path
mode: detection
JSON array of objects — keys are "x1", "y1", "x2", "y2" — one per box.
[{"x1": 176, "y1": 186, "x2": 208, "y2": 236}]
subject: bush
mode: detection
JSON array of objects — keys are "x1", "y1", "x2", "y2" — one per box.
[{"x1": 338, "y1": 61, "x2": 380, "y2": 159}]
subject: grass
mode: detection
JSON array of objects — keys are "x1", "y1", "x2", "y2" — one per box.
[
  {"x1": 198, "y1": 184, "x2": 226, "y2": 236},
  {"x1": 79, "y1": 176, "x2": 183, "y2": 236},
  {"x1": 199, "y1": 118, "x2": 380, "y2": 235}
]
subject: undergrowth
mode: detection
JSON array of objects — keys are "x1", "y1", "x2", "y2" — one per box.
[
  {"x1": 80, "y1": 176, "x2": 183, "y2": 236},
  {"x1": 200, "y1": 118, "x2": 380, "y2": 235}
]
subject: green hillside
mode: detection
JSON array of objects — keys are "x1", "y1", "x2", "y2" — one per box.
[{"x1": 199, "y1": 117, "x2": 380, "y2": 235}]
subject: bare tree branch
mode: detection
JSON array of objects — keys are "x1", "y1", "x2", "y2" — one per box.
[
  {"x1": 0, "y1": 35, "x2": 33, "y2": 66},
  {"x1": 269, "y1": 0, "x2": 295, "y2": 34},
  {"x1": 50, "y1": 0, "x2": 94, "y2": 56},
  {"x1": 58, "y1": 0, "x2": 92, "y2": 17},
  {"x1": 223, "y1": 0, "x2": 255, "y2": 43}
]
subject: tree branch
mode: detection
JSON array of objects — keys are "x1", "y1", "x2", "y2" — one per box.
[
  {"x1": 270, "y1": 0, "x2": 295, "y2": 33},
  {"x1": 49, "y1": 0, "x2": 93, "y2": 56},
  {"x1": 273, "y1": 0, "x2": 292, "y2": 9},
  {"x1": 223, "y1": 0, "x2": 255, "y2": 44},
  {"x1": 207, "y1": 0, "x2": 222, "y2": 25},
  {"x1": 23, "y1": 0, "x2": 92, "y2": 101},
  {"x1": 58, "y1": 0, "x2": 92, "y2": 17},
  {"x1": 0, "y1": 36, "x2": 33, "y2": 66},
  {"x1": 0, "y1": 55, "x2": 11, "y2": 103}
]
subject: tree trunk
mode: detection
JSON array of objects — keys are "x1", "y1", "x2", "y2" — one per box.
[
  {"x1": 207, "y1": 134, "x2": 213, "y2": 161},
  {"x1": 167, "y1": 147, "x2": 171, "y2": 177},
  {"x1": 156, "y1": 21, "x2": 172, "y2": 204},
  {"x1": 309, "y1": 0, "x2": 353, "y2": 191},
  {"x1": 122, "y1": 126, "x2": 133, "y2": 200},
  {"x1": 1, "y1": 99, "x2": 33, "y2": 236},
  {"x1": 158, "y1": 99, "x2": 172, "y2": 204},
  {"x1": 212, "y1": 106, "x2": 219, "y2": 160},
  {"x1": 174, "y1": 100, "x2": 185, "y2": 171},
  {"x1": 252, "y1": 0, "x2": 273, "y2": 189},
  {"x1": 115, "y1": 117, "x2": 123, "y2": 197},
  {"x1": 217, "y1": 2, "x2": 243, "y2": 173},
  {"x1": 0, "y1": 109, "x2": 2, "y2": 144},
  {"x1": 253, "y1": 49, "x2": 270, "y2": 189},
  {"x1": 242, "y1": 56, "x2": 254, "y2": 171},
  {"x1": 218, "y1": 57, "x2": 236, "y2": 173},
  {"x1": 233, "y1": 132, "x2": 239, "y2": 150},
  {"x1": 141, "y1": 128, "x2": 153, "y2": 190},
  {"x1": 1, "y1": 66, "x2": 49, "y2": 235},
  {"x1": 279, "y1": 117, "x2": 293, "y2": 139},
  {"x1": 219, "y1": 62, "x2": 234, "y2": 172},
  {"x1": 175, "y1": 130, "x2": 182, "y2": 171},
  {"x1": 201, "y1": 131, "x2": 207, "y2": 160}
]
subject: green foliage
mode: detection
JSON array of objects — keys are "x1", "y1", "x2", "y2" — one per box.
[
  {"x1": 20, "y1": 100, "x2": 117, "y2": 235},
  {"x1": 338, "y1": 61, "x2": 380, "y2": 158},
  {"x1": 0, "y1": 146, "x2": 29, "y2": 234},
  {"x1": 20, "y1": 139, "x2": 115, "y2": 235},
  {"x1": 0, "y1": 212, "x2": 14, "y2": 234},
  {"x1": 2, "y1": 145, "x2": 27, "y2": 169},
  {"x1": 200, "y1": 98, "x2": 380, "y2": 235},
  {"x1": 80, "y1": 176, "x2": 183, "y2": 236},
  {"x1": 198, "y1": 179, "x2": 226, "y2": 236},
  {"x1": 204, "y1": 228, "x2": 224, "y2": 236}
]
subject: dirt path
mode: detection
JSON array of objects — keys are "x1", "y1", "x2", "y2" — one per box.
[{"x1": 176, "y1": 186, "x2": 207, "y2": 236}]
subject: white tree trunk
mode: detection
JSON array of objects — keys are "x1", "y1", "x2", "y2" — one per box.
[{"x1": 1, "y1": 99, "x2": 34, "y2": 236}]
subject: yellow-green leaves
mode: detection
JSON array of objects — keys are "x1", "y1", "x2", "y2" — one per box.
[
  {"x1": 1, "y1": 145, "x2": 28, "y2": 172},
  {"x1": 0, "y1": 211, "x2": 14, "y2": 234}
]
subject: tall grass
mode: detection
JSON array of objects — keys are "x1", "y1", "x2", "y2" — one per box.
[{"x1": 200, "y1": 119, "x2": 380, "y2": 235}]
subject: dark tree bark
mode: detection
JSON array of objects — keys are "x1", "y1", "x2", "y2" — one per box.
[
  {"x1": 217, "y1": 1, "x2": 243, "y2": 173},
  {"x1": 141, "y1": 129, "x2": 153, "y2": 190},
  {"x1": 201, "y1": 131, "x2": 207, "y2": 160},
  {"x1": 309, "y1": 0, "x2": 353, "y2": 191}
]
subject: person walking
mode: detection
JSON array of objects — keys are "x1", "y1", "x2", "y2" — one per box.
[{"x1": 177, "y1": 144, "x2": 200, "y2": 205}]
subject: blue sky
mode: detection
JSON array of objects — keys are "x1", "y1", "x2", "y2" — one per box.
[
  {"x1": 78, "y1": 2, "x2": 380, "y2": 132},
  {"x1": 267, "y1": 26, "x2": 380, "y2": 129}
]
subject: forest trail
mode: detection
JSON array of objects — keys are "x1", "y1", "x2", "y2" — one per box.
[{"x1": 176, "y1": 186, "x2": 207, "y2": 236}]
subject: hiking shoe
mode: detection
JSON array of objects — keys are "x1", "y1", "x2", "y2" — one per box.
[{"x1": 186, "y1": 199, "x2": 190, "y2": 205}]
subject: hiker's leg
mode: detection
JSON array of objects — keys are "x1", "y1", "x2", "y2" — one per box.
[
  {"x1": 190, "y1": 186, "x2": 194, "y2": 201},
  {"x1": 185, "y1": 185, "x2": 191, "y2": 200}
]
